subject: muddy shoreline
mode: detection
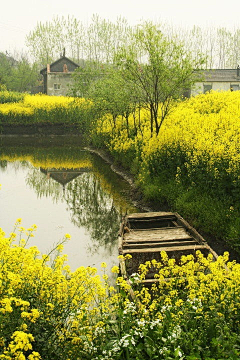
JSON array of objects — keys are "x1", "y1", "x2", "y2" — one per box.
[{"x1": 85, "y1": 146, "x2": 164, "y2": 212}]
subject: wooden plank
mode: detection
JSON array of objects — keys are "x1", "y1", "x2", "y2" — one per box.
[
  {"x1": 122, "y1": 244, "x2": 209, "y2": 254},
  {"x1": 124, "y1": 237, "x2": 196, "y2": 244},
  {"x1": 127, "y1": 215, "x2": 177, "y2": 227},
  {"x1": 128, "y1": 218, "x2": 176, "y2": 223},
  {"x1": 124, "y1": 227, "x2": 192, "y2": 242},
  {"x1": 129, "y1": 226, "x2": 182, "y2": 232},
  {"x1": 118, "y1": 235, "x2": 123, "y2": 254},
  {"x1": 126, "y1": 227, "x2": 189, "y2": 235},
  {"x1": 175, "y1": 213, "x2": 207, "y2": 245},
  {"x1": 127, "y1": 212, "x2": 176, "y2": 219},
  {"x1": 122, "y1": 240, "x2": 199, "y2": 248}
]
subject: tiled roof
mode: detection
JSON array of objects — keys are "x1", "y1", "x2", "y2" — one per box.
[
  {"x1": 200, "y1": 69, "x2": 240, "y2": 82},
  {"x1": 40, "y1": 56, "x2": 79, "y2": 74}
]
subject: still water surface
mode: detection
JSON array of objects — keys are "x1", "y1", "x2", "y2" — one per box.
[{"x1": 0, "y1": 136, "x2": 139, "y2": 274}]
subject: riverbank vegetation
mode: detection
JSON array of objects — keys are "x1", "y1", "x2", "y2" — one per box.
[
  {"x1": 92, "y1": 90, "x2": 240, "y2": 253},
  {"x1": 1, "y1": 89, "x2": 240, "y2": 252},
  {"x1": 1, "y1": 222, "x2": 240, "y2": 360},
  {"x1": 0, "y1": 88, "x2": 25, "y2": 104},
  {"x1": 0, "y1": 92, "x2": 92, "y2": 131}
]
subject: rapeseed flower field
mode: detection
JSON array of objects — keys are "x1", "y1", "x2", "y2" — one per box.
[
  {"x1": 95, "y1": 91, "x2": 240, "y2": 247},
  {"x1": 0, "y1": 221, "x2": 240, "y2": 359},
  {"x1": 0, "y1": 93, "x2": 92, "y2": 127}
]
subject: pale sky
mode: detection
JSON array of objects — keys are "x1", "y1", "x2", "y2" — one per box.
[{"x1": 1, "y1": 0, "x2": 240, "y2": 54}]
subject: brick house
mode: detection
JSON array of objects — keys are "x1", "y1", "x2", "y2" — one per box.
[{"x1": 40, "y1": 55, "x2": 79, "y2": 96}]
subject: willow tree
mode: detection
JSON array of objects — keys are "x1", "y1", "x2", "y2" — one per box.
[
  {"x1": 26, "y1": 15, "x2": 132, "y2": 67},
  {"x1": 116, "y1": 21, "x2": 205, "y2": 136},
  {"x1": 88, "y1": 68, "x2": 138, "y2": 136}
]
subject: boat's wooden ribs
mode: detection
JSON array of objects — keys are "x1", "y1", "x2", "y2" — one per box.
[
  {"x1": 123, "y1": 240, "x2": 199, "y2": 248},
  {"x1": 124, "y1": 227, "x2": 192, "y2": 242},
  {"x1": 127, "y1": 212, "x2": 176, "y2": 219},
  {"x1": 118, "y1": 211, "x2": 218, "y2": 286},
  {"x1": 122, "y1": 244, "x2": 209, "y2": 254}
]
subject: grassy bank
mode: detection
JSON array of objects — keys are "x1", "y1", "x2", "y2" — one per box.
[{"x1": 92, "y1": 91, "x2": 240, "y2": 253}]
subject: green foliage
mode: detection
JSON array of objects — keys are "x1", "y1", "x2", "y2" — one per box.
[
  {"x1": 88, "y1": 69, "x2": 138, "y2": 135},
  {"x1": 140, "y1": 154, "x2": 240, "y2": 247},
  {"x1": 70, "y1": 60, "x2": 103, "y2": 98},
  {"x1": 115, "y1": 21, "x2": 205, "y2": 135},
  {"x1": 0, "y1": 52, "x2": 39, "y2": 93},
  {"x1": 26, "y1": 14, "x2": 132, "y2": 68},
  {"x1": 70, "y1": 21, "x2": 205, "y2": 137},
  {"x1": 0, "y1": 90, "x2": 24, "y2": 104},
  {"x1": 10, "y1": 60, "x2": 39, "y2": 93},
  {"x1": 0, "y1": 53, "x2": 13, "y2": 87}
]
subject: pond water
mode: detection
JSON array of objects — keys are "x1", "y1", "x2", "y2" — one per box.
[{"x1": 0, "y1": 136, "x2": 139, "y2": 275}]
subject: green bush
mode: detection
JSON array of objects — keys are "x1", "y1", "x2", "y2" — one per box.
[{"x1": 0, "y1": 90, "x2": 25, "y2": 104}]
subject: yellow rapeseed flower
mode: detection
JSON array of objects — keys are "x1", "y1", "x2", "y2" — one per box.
[{"x1": 111, "y1": 266, "x2": 120, "y2": 274}]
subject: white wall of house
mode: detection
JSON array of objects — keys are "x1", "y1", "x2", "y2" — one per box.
[
  {"x1": 191, "y1": 81, "x2": 240, "y2": 96},
  {"x1": 46, "y1": 73, "x2": 74, "y2": 96}
]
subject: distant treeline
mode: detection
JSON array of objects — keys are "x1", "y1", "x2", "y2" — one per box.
[{"x1": 26, "y1": 14, "x2": 240, "y2": 69}]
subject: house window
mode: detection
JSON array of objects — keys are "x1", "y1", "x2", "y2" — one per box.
[
  {"x1": 230, "y1": 84, "x2": 239, "y2": 91},
  {"x1": 203, "y1": 84, "x2": 212, "y2": 94},
  {"x1": 54, "y1": 84, "x2": 61, "y2": 90}
]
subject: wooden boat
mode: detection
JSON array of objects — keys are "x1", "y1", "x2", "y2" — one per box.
[{"x1": 118, "y1": 211, "x2": 218, "y2": 285}]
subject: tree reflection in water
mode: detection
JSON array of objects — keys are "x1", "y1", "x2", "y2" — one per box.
[
  {"x1": 65, "y1": 173, "x2": 121, "y2": 255},
  {"x1": 24, "y1": 152, "x2": 136, "y2": 256},
  {"x1": 26, "y1": 166, "x2": 64, "y2": 203},
  {"x1": 1, "y1": 140, "x2": 138, "y2": 260}
]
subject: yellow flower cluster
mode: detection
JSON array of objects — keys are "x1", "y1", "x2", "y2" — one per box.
[
  {"x1": 0, "y1": 103, "x2": 34, "y2": 116},
  {"x1": 1, "y1": 218, "x2": 240, "y2": 358},
  {"x1": 0, "y1": 93, "x2": 92, "y2": 124},
  {"x1": 0, "y1": 90, "x2": 24, "y2": 104},
  {"x1": 0, "y1": 222, "x2": 118, "y2": 359},
  {"x1": 132, "y1": 250, "x2": 240, "y2": 325},
  {"x1": 140, "y1": 91, "x2": 240, "y2": 181},
  {"x1": 96, "y1": 91, "x2": 240, "y2": 187},
  {"x1": 23, "y1": 94, "x2": 76, "y2": 109}
]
